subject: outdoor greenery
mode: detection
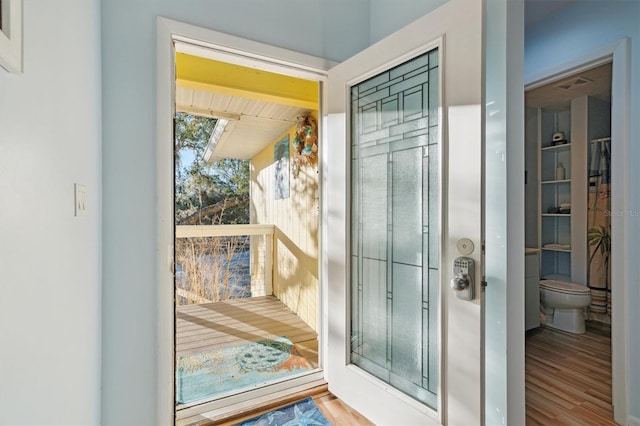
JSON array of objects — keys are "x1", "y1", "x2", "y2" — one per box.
[
  {"x1": 174, "y1": 112, "x2": 249, "y2": 225},
  {"x1": 176, "y1": 236, "x2": 251, "y2": 304},
  {"x1": 174, "y1": 113, "x2": 251, "y2": 305}
]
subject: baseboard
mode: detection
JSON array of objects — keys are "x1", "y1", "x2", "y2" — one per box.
[{"x1": 628, "y1": 415, "x2": 640, "y2": 426}]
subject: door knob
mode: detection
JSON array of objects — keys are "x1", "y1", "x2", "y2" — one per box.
[{"x1": 450, "y1": 274, "x2": 469, "y2": 291}]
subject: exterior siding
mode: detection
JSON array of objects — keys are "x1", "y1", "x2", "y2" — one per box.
[{"x1": 251, "y1": 114, "x2": 319, "y2": 331}]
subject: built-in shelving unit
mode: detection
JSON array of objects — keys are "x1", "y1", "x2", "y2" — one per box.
[
  {"x1": 533, "y1": 95, "x2": 611, "y2": 283},
  {"x1": 538, "y1": 103, "x2": 573, "y2": 280}
]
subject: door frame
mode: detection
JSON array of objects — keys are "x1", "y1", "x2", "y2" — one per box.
[
  {"x1": 156, "y1": 17, "x2": 333, "y2": 423},
  {"x1": 523, "y1": 37, "x2": 630, "y2": 425}
]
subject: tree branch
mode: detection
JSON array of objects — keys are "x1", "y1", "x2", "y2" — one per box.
[{"x1": 178, "y1": 198, "x2": 249, "y2": 225}]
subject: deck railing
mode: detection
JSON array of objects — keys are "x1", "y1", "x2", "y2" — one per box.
[{"x1": 175, "y1": 224, "x2": 274, "y2": 305}]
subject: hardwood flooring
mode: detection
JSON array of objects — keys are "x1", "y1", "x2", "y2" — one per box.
[
  {"x1": 177, "y1": 297, "x2": 617, "y2": 425},
  {"x1": 214, "y1": 385, "x2": 374, "y2": 426},
  {"x1": 526, "y1": 321, "x2": 616, "y2": 425}
]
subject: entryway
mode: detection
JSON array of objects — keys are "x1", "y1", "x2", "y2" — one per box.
[
  {"x1": 523, "y1": 37, "x2": 630, "y2": 424},
  {"x1": 171, "y1": 47, "x2": 325, "y2": 423}
]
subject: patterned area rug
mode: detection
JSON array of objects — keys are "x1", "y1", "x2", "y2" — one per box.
[
  {"x1": 236, "y1": 397, "x2": 331, "y2": 426},
  {"x1": 177, "y1": 337, "x2": 313, "y2": 404}
]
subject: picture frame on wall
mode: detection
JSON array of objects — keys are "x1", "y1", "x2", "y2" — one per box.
[
  {"x1": 274, "y1": 135, "x2": 290, "y2": 200},
  {"x1": 0, "y1": 0, "x2": 23, "y2": 74}
]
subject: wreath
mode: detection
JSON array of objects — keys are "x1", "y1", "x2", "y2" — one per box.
[{"x1": 292, "y1": 113, "x2": 318, "y2": 174}]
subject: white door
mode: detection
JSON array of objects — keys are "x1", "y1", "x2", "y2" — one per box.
[{"x1": 324, "y1": 1, "x2": 483, "y2": 424}]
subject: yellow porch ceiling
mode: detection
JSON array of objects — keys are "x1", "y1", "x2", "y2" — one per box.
[{"x1": 176, "y1": 53, "x2": 318, "y2": 110}]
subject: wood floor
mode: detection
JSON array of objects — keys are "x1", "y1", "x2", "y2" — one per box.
[
  {"x1": 215, "y1": 385, "x2": 374, "y2": 426},
  {"x1": 176, "y1": 296, "x2": 318, "y2": 365},
  {"x1": 526, "y1": 321, "x2": 616, "y2": 425},
  {"x1": 176, "y1": 297, "x2": 619, "y2": 425},
  {"x1": 176, "y1": 296, "x2": 328, "y2": 424}
]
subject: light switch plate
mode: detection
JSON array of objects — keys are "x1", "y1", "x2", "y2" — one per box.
[{"x1": 74, "y1": 183, "x2": 87, "y2": 217}]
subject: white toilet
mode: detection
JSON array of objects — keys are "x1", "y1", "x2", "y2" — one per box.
[{"x1": 539, "y1": 280, "x2": 591, "y2": 334}]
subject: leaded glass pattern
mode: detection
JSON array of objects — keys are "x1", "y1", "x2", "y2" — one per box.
[{"x1": 350, "y1": 48, "x2": 439, "y2": 408}]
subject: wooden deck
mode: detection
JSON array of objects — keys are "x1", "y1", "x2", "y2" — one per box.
[{"x1": 176, "y1": 295, "x2": 318, "y2": 367}]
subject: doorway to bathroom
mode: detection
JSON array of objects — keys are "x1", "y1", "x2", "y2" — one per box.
[{"x1": 523, "y1": 62, "x2": 616, "y2": 424}]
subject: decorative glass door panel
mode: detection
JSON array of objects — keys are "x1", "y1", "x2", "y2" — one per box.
[{"x1": 350, "y1": 49, "x2": 439, "y2": 408}]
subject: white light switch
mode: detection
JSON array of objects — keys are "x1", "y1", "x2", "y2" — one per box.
[{"x1": 74, "y1": 183, "x2": 87, "y2": 217}]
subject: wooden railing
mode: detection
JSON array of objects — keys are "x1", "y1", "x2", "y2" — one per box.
[{"x1": 175, "y1": 224, "x2": 275, "y2": 304}]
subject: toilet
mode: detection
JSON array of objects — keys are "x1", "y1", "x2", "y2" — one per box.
[{"x1": 539, "y1": 280, "x2": 591, "y2": 334}]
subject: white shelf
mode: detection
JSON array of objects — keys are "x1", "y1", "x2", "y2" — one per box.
[
  {"x1": 541, "y1": 247, "x2": 571, "y2": 253},
  {"x1": 541, "y1": 179, "x2": 571, "y2": 184},
  {"x1": 541, "y1": 213, "x2": 571, "y2": 217},
  {"x1": 541, "y1": 143, "x2": 571, "y2": 152}
]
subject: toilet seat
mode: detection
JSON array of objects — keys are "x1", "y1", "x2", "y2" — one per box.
[{"x1": 539, "y1": 279, "x2": 591, "y2": 295}]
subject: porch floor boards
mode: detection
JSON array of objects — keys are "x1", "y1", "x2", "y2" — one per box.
[{"x1": 176, "y1": 295, "x2": 318, "y2": 367}]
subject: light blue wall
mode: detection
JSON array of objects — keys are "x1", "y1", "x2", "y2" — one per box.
[
  {"x1": 0, "y1": 1, "x2": 102, "y2": 424},
  {"x1": 368, "y1": 0, "x2": 448, "y2": 44},
  {"x1": 100, "y1": 1, "x2": 371, "y2": 424},
  {"x1": 526, "y1": 0, "x2": 640, "y2": 420}
]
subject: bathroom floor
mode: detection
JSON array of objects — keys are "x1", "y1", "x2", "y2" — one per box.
[{"x1": 525, "y1": 321, "x2": 616, "y2": 425}]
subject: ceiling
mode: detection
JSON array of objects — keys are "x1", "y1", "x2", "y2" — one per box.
[
  {"x1": 524, "y1": 0, "x2": 578, "y2": 27},
  {"x1": 175, "y1": 1, "x2": 585, "y2": 160},
  {"x1": 525, "y1": 63, "x2": 612, "y2": 110},
  {"x1": 175, "y1": 53, "x2": 318, "y2": 162},
  {"x1": 176, "y1": 87, "x2": 311, "y2": 160}
]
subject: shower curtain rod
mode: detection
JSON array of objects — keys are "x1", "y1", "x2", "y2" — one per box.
[{"x1": 591, "y1": 137, "x2": 611, "y2": 143}]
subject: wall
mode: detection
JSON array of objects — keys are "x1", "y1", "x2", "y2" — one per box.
[
  {"x1": 0, "y1": 0, "x2": 102, "y2": 424},
  {"x1": 102, "y1": 0, "x2": 484, "y2": 423},
  {"x1": 525, "y1": 0, "x2": 640, "y2": 420},
  {"x1": 369, "y1": 0, "x2": 449, "y2": 44},
  {"x1": 101, "y1": 1, "x2": 370, "y2": 423},
  {"x1": 251, "y1": 120, "x2": 319, "y2": 331}
]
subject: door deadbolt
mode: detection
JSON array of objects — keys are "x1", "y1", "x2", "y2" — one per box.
[{"x1": 450, "y1": 257, "x2": 475, "y2": 301}]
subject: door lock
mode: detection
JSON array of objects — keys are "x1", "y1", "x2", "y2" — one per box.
[{"x1": 450, "y1": 257, "x2": 475, "y2": 300}]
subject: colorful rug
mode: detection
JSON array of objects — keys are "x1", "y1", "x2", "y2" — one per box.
[
  {"x1": 176, "y1": 337, "x2": 313, "y2": 404},
  {"x1": 236, "y1": 397, "x2": 331, "y2": 426}
]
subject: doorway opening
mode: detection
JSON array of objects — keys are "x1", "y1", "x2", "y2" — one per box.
[
  {"x1": 172, "y1": 49, "x2": 324, "y2": 422},
  {"x1": 524, "y1": 62, "x2": 616, "y2": 424}
]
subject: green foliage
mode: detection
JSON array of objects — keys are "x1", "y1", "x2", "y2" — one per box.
[
  {"x1": 587, "y1": 225, "x2": 611, "y2": 287},
  {"x1": 588, "y1": 225, "x2": 611, "y2": 257},
  {"x1": 174, "y1": 112, "x2": 249, "y2": 224}
]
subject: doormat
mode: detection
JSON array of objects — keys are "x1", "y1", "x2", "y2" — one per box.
[
  {"x1": 176, "y1": 337, "x2": 313, "y2": 404},
  {"x1": 236, "y1": 397, "x2": 331, "y2": 426}
]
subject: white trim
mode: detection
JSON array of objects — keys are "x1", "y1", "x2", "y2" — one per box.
[
  {"x1": 156, "y1": 17, "x2": 175, "y2": 425},
  {"x1": 523, "y1": 37, "x2": 630, "y2": 426},
  {"x1": 157, "y1": 17, "x2": 330, "y2": 425},
  {"x1": 170, "y1": 21, "x2": 335, "y2": 80},
  {"x1": 0, "y1": 0, "x2": 22, "y2": 73},
  {"x1": 524, "y1": 39, "x2": 620, "y2": 89}
]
